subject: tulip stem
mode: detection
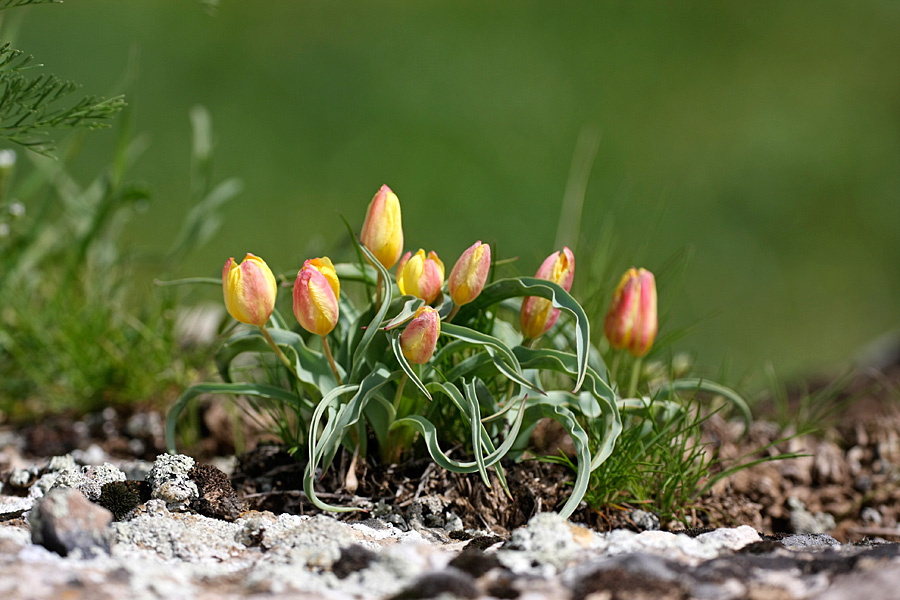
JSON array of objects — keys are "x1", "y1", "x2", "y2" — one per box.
[
  {"x1": 375, "y1": 272, "x2": 384, "y2": 306},
  {"x1": 258, "y1": 325, "x2": 298, "y2": 378},
  {"x1": 610, "y1": 353, "x2": 621, "y2": 387},
  {"x1": 321, "y1": 335, "x2": 343, "y2": 385},
  {"x1": 446, "y1": 305, "x2": 460, "y2": 323},
  {"x1": 392, "y1": 373, "x2": 408, "y2": 415},
  {"x1": 627, "y1": 357, "x2": 642, "y2": 399}
]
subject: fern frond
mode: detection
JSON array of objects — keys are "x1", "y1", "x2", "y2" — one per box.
[
  {"x1": 0, "y1": 42, "x2": 125, "y2": 156},
  {"x1": 0, "y1": 0, "x2": 61, "y2": 10}
]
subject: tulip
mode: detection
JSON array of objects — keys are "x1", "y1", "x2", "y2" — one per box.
[
  {"x1": 519, "y1": 247, "x2": 575, "y2": 339},
  {"x1": 400, "y1": 306, "x2": 441, "y2": 364},
  {"x1": 604, "y1": 267, "x2": 657, "y2": 357},
  {"x1": 293, "y1": 257, "x2": 340, "y2": 336},
  {"x1": 397, "y1": 249, "x2": 445, "y2": 304},
  {"x1": 360, "y1": 184, "x2": 404, "y2": 269},
  {"x1": 222, "y1": 253, "x2": 277, "y2": 327},
  {"x1": 448, "y1": 241, "x2": 491, "y2": 306}
]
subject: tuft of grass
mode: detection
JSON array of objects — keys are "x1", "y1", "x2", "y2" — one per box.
[{"x1": 0, "y1": 105, "x2": 236, "y2": 420}]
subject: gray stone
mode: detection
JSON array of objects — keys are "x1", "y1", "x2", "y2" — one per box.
[
  {"x1": 630, "y1": 508, "x2": 660, "y2": 531},
  {"x1": 46, "y1": 454, "x2": 77, "y2": 473},
  {"x1": 787, "y1": 496, "x2": 836, "y2": 534},
  {"x1": 8, "y1": 468, "x2": 32, "y2": 488},
  {"x1": 147, "y1": 453, "x2": 198, "y2": 511},
  {"x1": 51, "y1": 462, "x2": 126, "y2": 501},
  {"x1": 503, "y1": 512, "x2": 587, "y2": 571},
  {"x1": 780, "y1": 533, "x2": 841, "y2": 548},
  {"x1": 29, "y1": 487, "x2": 112, "y2": 556}
]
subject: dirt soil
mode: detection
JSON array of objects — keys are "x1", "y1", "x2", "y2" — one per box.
[{"x1": 4, "y1": 349, "x2": 900, "y2": 543}]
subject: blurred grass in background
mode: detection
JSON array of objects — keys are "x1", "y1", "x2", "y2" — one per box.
[{"x1": 11, "y1": 0, "x2": 900, "y2": 380}]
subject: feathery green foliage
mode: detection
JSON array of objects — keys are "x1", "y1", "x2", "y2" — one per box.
[{"x1": 0, "y1": 1, "x2": 125, "y2": 156}]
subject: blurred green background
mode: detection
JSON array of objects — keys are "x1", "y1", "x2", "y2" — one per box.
[{"x1": 11, "y1": 0, "x2": 900, "y2": 379}]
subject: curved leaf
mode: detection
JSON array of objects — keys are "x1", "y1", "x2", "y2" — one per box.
[
  {"x1": 514, "y1": 346, "x2": 622, "y2": 470},
  {"x1": 215, "y1": 328, "x2": 338, "y2": 394},
  {"x1": 441, "y1": 322, "x2": 539, "y2": 393},
  {"x1": 520, "y1": 392, "x2": 592, "y2": 519},
  {"x1": 456, "y1": 276, "x2": 590, "y2": 393},
  {"x1": 304, "y1": 367, "x2": 398, "y2": 512},
  {"x1": 383, "y1": 296, "x2": 424, "y2": 330},
  {"x1": 349, "y1": 244, "x2": 393, "y2": 383},
  {"x1": 389, "y1": 329, "x2": 431, "y2": 400},
  {"x1": 656, "y1": 378, "x2": 752, "y2": 434},
  {"x1": 165, "y1": 382, "x2": 305, "y2": 453},
  {"x1": 391, "y1": 391, "x2": 529, "y2": 473},
  {"x1": 463, "y1": 379, "x2": 490, "y2": 487}
]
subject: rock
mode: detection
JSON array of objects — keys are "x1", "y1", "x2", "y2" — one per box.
[
  {"x1": 448, "y1": 546, "x2": 503, "y2": 578},
  {"x1": 147, "y1": 453, "x2": 198, "y2": 511},
  {"x1": 788, "y1": 496, "x2": 836, "y2": 534},
  {"x1": 29, "y1": 487, "x2": 112, "y2": 556},
  {"x1": 51, "y1": 463, "x2": 126, "y2": 501},
  {"x1": 502, "y1": 512, "x2": 589, "y2": 571},
  {"x1": 389, "y1": 568, "x2": 480, "y2": 600},
  {"x1": 780, "y1": 533, "x2": 841, "y2": 549},
  {"x1": 46, "y1": 454, "x2": 77, "y2": 473},
  {"x1": 8, "y1": 468, "x2": 32, "y2": 488},
  {"x1": 188, "y1": 463, "x2": 245, "y2": 521},
  {"x1": 333, "y1": 544, "x2": 378, "y2": 579},
  {"x1": 630, "y1": 508, "x2": 660, "y2": 531}
]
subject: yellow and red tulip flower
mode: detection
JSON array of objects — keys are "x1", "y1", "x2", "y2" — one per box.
[
  {"x1": 448, "y1": 241, "x2": 491, "y2": 306},
  {"x1": 222, "y1": 253, "x2": 277, "y2": 327},
  {"x1": 293, "y1": 257, "x2": 341, "y2": 336},
  {"x1": 360, "y1": 184, "x2": 404, "y2": 269},
  {"x1": 604, "y1": 267, "x2": 657, "y2": 357},
  {"x1": 400, "y1": 306, "x2": 441, "y2": 364},
  {"x1": 396, "y1": 249, "x2": 445, "y2": 304},
  {"x1": 520, "y1": 247, "x2": 575, "y2": 339}
]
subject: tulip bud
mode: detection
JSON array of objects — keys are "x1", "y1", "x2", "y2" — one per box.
[
  {"x1": 400, "y1": 306, "x2": 441, "y2": 364},
  {"x1": 520, "y1": 247, "x2": 575, "y2": 339},
  {"x1": 396, "y1": 249, "x2": 445, "y2": 304},
  {"x1": 360, "y1": 184, "x2": 404, "y2": 269},
  {"x1": 222, "y1": 253, "x2": 277, "y2": 327},
  {"x1": 448, "y1": 241, "x2": 491, "y2": 306},
  {"x1": 604, "y1": 267, "x2": 657, "y2": 357},
  {"x1": 293, "y1": 256, "x2": 340, "y2": 336}
]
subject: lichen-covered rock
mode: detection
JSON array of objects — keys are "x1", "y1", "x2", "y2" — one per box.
[
  {"x1": 500, "y1": 512, "x2": 594, "y2": 573},
  {"x1": 51, "y1": 463, "x2": 126, "y2": 501},
  {"x1": 29, "y1": 487, "x2": 112, "y2": 556},
  {"x1": 46, "y1": 454, "x2": 77, "y2": 473},
  {"x1": 147, "y1": 454, "x2": 198, "y2": 511}
]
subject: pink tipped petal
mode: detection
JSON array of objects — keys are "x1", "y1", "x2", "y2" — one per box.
[
  {"x1": 519, "y1": 246, "x2": 575, "y2": 339},
  {"x1": 360, "y1": 184, "x2": 404, "y2": 268},
  {"x1": 400, "y1": 306, "x2": 441, "y2": 364},
  {"x1": 449, "y1": 241, "x2": 491, "y2": 306},
  {"x1": 222, "y1": 253, "x2": 277, "y2": 327},
  {"x1": 604, "y1": 267, "x2": 658, "y2": 357},
  {"x1": 293, "y1": 259, "x2": 340, "y2": 336},
  {"x1": 397, "y1": 248, "x2": 444, "y2": 304}
]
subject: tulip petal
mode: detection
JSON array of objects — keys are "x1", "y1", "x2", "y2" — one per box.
[{"x1": 222, "y1": 253, "x2": 277, "y2": 326}]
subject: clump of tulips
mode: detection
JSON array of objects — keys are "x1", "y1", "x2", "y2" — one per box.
[{"x1": 167, "y1": 183, "x2": 747, "y2": 519}]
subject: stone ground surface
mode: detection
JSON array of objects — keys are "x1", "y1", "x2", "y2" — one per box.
[{"x1": 3, "y1": 453, "x2": 900, "y2": 600}]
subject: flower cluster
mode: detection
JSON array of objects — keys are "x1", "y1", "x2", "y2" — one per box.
[{"x1": 176, "y1": 181, "x2": 673, "y2": 520}]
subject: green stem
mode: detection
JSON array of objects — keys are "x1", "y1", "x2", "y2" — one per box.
[
  {"x1": 321, "y1": 335, "x2": 342, "y2": 385},
  {"x1": 259, "y1": 324, "x2": 298, "y2": 378},
  {"x1": 610, "y1": 352, "x2": 621, "y2": 387},
  {"x1": 392, "y1": 372, "x2": 409, "y2": 415},
  {"x1": 446, "y1": 304, "x2": 460, "y2": 322},
  {"x1": 627, "y1": 356, "x2": 643, "y2": 398},
  {"x1": 375, "y1": 271, "x2": 384, "y2": 306}
]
